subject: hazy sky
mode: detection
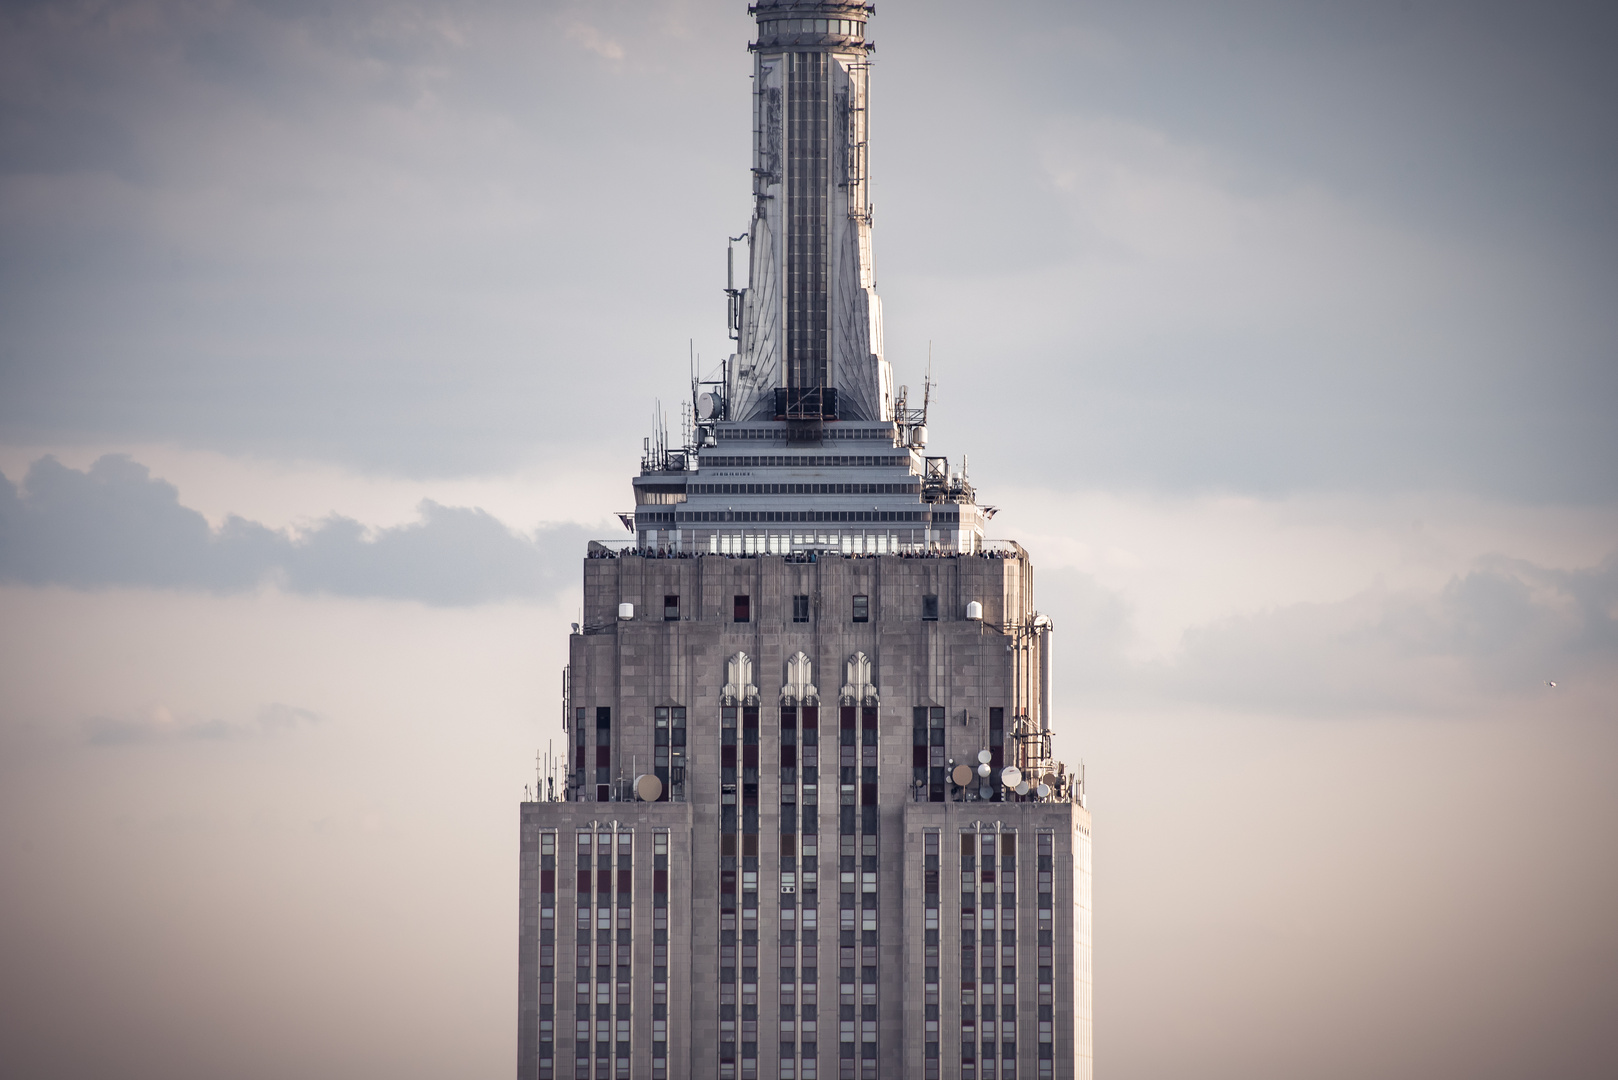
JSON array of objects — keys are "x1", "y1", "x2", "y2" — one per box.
[{"x1": 2, "y1": 2, "x2": 1615, "y2": 1079}]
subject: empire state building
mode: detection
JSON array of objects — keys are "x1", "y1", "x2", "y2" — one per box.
[{"x1": 518, "y1": 6, "x2": 1094, "y2": 1080}]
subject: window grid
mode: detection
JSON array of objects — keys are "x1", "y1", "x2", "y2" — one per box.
[
  {"x1": 1037, "y1": 833, "x2": 1055, "y2": 1072},
  {"x1": 721, "y1": 705, "x2": 763, "y2": 1077},
  {"x1": 652, "y1": 830, "x2": 670, "y2": 1080},
  {"x1": 779, "y1": 704, "x2": 821, "y2": 1079},
  {"x1": 922, "y1": 830, "x2": 941, "y2": 1078},
  {"x1": 538, "y1": 832, "x2": 557, "y2": 1078},
  {"x1": 837, "y1": 704, "x2": 880, "y2": 1078},
  {"x1": 957, "y1": 829, "x2": 1019, "y2": 1080},
  {"x1": 573, "y1": 830, "x2": 633, "y2": 1079}
]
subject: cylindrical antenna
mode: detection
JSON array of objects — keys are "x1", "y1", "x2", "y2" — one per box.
[{"x1": 1037, "y1": 617, "x2": 1054, "y2": 733}]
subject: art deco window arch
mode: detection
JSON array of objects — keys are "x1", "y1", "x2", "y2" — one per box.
[
  {"x1": 839, "y1": 651, "x2": 878, "y2": 706},
  {"x1": 723, "y1": 652, "x2": 759, "y2": 705},
  {"x1": 782, "y1": 651, "x2": 819, "y2": 705}
]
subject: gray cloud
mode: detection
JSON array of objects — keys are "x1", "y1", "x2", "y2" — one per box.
[
  {"x1": 0, "y1": 454, "x2": 592, "y2": 604},
  {"x1": 0, "y1": 1, "x2": 1613, "y2": 499},
  {"x1": 1039, "y1": 550, "x2": 1618, "y2": 718},
  {"x1": 876, "y1": 2, "x2": 1618, "y2": 501},
  {"x1": 1167, "y1": 555, "x2": 1616, "y2": 714}
]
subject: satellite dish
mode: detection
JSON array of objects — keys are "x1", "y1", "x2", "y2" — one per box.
[
  {"x1": 1035, "y1": 782, "x2": 1051, "y2": 799},
  {"x1": 977, "y1": 762, "x2": 991, "y2": 777},
  {"x1": 697, "y1": 391, "x2": 724, "y2": 420},
  {"x1": 635, "y1": 774, "x2": 663, "y2": 802},
  {"x1": 978, "y1": 782, "x2": 993, "y2": 800},
  {"x1": 1015, "y1": 781, "x2": 1031, "y2": 796},
  {"x1": 1000, "y1": 766, "x2": 1023, "y2": 788},
  {"x1": 1042, "y1": 773, "x2": 1058, "y2": 789},
  {"x1": 977, "y1": 750, "x2": 992, "y2": 764},
  {"x1": 951, "y1": 764, "x2": 974, "y2": 787}
]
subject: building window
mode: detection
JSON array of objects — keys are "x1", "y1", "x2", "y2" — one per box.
[
  {"x1": 665, "y1": 594, "x2": 680, "y2": 621},
  {"x1": 851, "y1": 595, "x2": 869, "y2": 623},
  {"x1": 654, "y1": 707, "x2": 685, "y2": 800},
  {"x1": 671, "y1": 708, "x2": 686, "y2": 796},
  {"x1": 922, "y1": 595, "x2": 939, "y2": 621},
  {"x1": 596, "y1": 707, "x2": 612, "y2": 801},
  {"x1": 735, "y1": 595, "x2": 751, "y2": 623},
  {"x1": 793, "y1": 595, "x2": 811, "y2": 623},
  {"x1": 575, "y1": 708, "x2": 587, "y2": 771}
]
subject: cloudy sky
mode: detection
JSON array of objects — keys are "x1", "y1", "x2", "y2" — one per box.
[{"x1": 2, "y1": 1, "x2": 1615, "y2": 1077}]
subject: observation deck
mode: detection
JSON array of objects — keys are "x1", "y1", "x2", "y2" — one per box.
[{"x1": 631, "y1": 419, "x2": 989, "y2": 555}]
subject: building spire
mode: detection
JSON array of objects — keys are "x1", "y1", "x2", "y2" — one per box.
[{"x1": 728, "y1": 3, "x2": 890, "y2": 425}]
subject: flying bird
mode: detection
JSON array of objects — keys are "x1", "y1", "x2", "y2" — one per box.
[{"x1": 1546, "y1": 681, "x2": 1557, "y2": 688}]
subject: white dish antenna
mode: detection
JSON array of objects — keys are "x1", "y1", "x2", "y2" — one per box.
[
  {"x1": 977, "y1": 749, "x2": 992, "y2": 764},
  {"x1": 1000, "y1": 766, "x2": 1023, "y2": 788}
]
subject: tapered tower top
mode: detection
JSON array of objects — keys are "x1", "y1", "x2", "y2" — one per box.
[
  {"x1": 630, "y1": 3, "x2": 993, "y2": 557},
  {"x1": 724, "y1": 0, "x2": 888, "y2": 425}
]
